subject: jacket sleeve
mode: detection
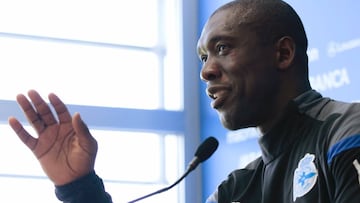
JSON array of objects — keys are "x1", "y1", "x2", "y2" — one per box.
[
  {"x1": 324, "y1": 103, "x2": 360, "y2": 202},
  {"x1": 55, "y1": 171, "x2": 113, "y2": 203},
  {"x1": 327, "y1": 135, "x2": 360, "y2": 203}
]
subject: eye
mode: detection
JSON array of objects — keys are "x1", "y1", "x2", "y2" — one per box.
[
  {"x1": 217, "y1": 44, "x2": 228, "y2": 55},
  {"x1": 200, "y1": 55, "x2": 208, "y2": 63}
]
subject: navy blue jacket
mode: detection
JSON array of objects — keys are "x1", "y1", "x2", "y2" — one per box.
[{"x1": 207, "y1": 90, "x2": 360, "y2": 203}]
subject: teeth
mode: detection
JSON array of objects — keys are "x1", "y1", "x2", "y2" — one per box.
[{"x1": 210, "y1": 94, "x2": 217, "y2": 99}]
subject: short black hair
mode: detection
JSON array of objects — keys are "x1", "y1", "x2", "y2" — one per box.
[{"x1": 213, "y1": 0, "x2": 308, "y2": 65}]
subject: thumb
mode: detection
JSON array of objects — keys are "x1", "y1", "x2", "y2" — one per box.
[{"x1": 72, "y1": 113, "x2": 97, "y2": 147}]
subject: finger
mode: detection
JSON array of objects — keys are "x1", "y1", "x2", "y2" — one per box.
[
  {"x1": 16, "y1": 93, "x2": 47, "y2": 134},
  {"x1": 73, "y1": 113, "x2": 97, "y2": 150},
  {"x1": 27, "y1": 90, "x2": 57, "y2": 126},
  {"x1": 73, "y1": 113, "x2": 92, "y2": 140},
  {"x1": 8, "y1": 116, "x2": 37, "y2": 151},
  {"x1": 48, "y1": 92, "x2": 72, "y2": 123}
]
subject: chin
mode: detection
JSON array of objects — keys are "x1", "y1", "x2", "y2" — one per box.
[
  {"x1": 220, "y1": 115, "x2": 253, "y2": 130},
  {"x1": 220, "y1": 117, "x2": 241, "y2": 130}
]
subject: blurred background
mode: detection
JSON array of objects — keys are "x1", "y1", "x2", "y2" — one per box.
[{"x1": 0, "y1": 0, "x2": 358, "y2": 202}]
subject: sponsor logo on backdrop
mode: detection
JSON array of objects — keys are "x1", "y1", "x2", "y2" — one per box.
[
  {"x1": 310, "y1": 68, "x2": 350, "y2": 92},
  {"x1": 328, "y1": 38, "x2": 360, "y2": 57},
  {"x1": 307, "y1": 48, "x2": 320, "y2": 62}
]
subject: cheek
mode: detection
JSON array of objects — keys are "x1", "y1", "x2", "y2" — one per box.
[
  {"x1": 232, "y1": 66, "x2": 278, "y2": 113},
  {"x1": 244, "y1": 71, "x2": 280, "y2": 115}
]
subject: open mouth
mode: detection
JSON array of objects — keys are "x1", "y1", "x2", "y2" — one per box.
[
  {"x1": 209, "y1": 93, "x2": 217, "y2": 100},
  {"x1": 210, "y1": 91, "x2": 228, "y2": 109},
  {"x1": 206, "y1": 85, "x2": 231, "y2": 109}
]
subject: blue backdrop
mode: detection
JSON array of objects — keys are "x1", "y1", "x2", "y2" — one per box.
[{"x1": 198, "y1": 0, "x2": 360, "y2": 201}]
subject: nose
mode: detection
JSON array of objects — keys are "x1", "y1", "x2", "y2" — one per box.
[{"x1": 200, "y1": 58, "x2": 221, "y2": 82}]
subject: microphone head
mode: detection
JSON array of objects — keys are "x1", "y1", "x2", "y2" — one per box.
[{"x1": 195, "y1": 136, "x2": 219, "y2": 163}]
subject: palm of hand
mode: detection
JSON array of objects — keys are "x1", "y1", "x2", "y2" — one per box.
[
  {"x1": 9, "y1": 90, "x2": 98, "y2": 186},
  {"x1": 35, "y1": 122, "x2": 97, "y2": 185}
]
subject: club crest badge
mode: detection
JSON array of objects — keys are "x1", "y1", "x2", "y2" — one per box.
[{"x1": 293, "y1": 153, "x2": 318, "y2": 201}]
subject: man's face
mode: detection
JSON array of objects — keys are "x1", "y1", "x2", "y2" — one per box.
[{"x1": 197, "y1": 8, "x2": 280, "y2": 130}]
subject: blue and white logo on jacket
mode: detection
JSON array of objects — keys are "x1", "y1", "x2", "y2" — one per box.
[{"x1": 293, "y1": 153, "x2": 318, "y2": 201}]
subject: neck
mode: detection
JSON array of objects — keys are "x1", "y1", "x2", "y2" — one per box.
[{"x1": 258, "y1": 81, "x2": 311, "y2": 135}]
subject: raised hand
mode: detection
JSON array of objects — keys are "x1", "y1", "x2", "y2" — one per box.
[{"x1": 8, "y1": 90, "x2": 98, "y2": 186}]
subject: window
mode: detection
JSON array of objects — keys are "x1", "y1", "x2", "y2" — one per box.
[
  {"x1": 0, "y1": 0, "x2": 192, "y2": 202},
  {"x1": 0, "y1": 0, "x2": 183, "y2": 110}
]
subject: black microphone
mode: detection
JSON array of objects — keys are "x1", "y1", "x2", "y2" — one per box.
[{"x1": 128, "y1": 136, "x2": 219, "y2": 203}]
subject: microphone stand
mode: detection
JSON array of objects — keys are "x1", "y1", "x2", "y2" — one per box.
[
  {"x1": 127, "y1": 136, "x2": 218, "y2": 203},
  {"x1": 127, "y1": 167, "x2": 193, "y2": 203}
]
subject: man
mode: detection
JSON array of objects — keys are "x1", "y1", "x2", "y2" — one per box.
[
  {"x1": 9, "y1": 0, "x2": 360, "y2": 202},
  {"x1": 198, "y1": 0, "x2": 360, "y2": 202}
]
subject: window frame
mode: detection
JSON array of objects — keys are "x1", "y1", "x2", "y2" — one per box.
[{"x1": 0, "y1": 0, "x2": 202, "y2": 202}]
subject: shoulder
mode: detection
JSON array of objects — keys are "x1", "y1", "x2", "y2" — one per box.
[
  {"x1": 295, "y1": 92, "x2": 360, "y2": 164},
  {"x1": 320, "y1": 100, "x2": 360, "y2": 143},
  {"x1": 299, "y1": 93, "x2": 360, "y2": 144},
  {"x1": 317, "y1": 100, "x2": 360, "y2": 165}
]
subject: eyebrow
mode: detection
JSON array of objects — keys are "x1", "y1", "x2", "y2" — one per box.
[
  {"x1": 197, "y1": 35, "x2": 235, "y2": 55},
  {"x1": 208, "y1": 35, "x2": 234, "y2": 44}
]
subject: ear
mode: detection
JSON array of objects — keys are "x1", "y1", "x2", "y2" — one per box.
[{"x1": 275, "y1": 36, "x2": 296, "y2": 70}]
